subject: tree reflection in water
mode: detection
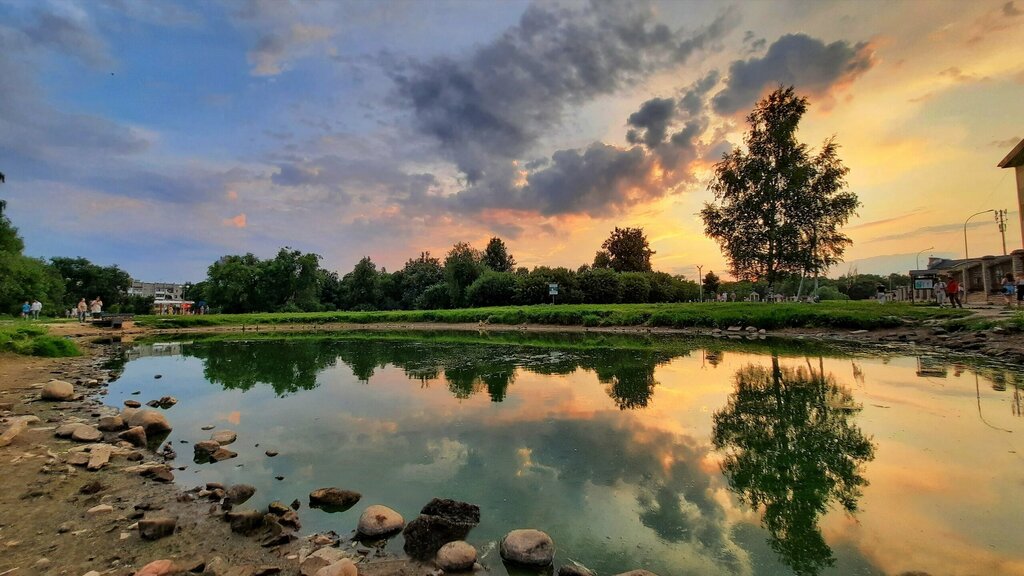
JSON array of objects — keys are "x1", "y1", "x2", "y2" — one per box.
[{"x1": 712, "y1": 356, "x2": 875, "y2": 576}]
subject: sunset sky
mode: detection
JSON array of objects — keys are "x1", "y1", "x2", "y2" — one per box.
[{"x1": 1, "y1": 0, "x2": 1022, "y2": 282}]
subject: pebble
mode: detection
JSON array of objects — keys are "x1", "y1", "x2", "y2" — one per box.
[
  {"x1": 436, "y1": 540, "x2": 476, "y2": 572},
  {"x1": 500, "y1": 529, "x2": 555, "y2": 567},
  {"x1": 211, "y1": 430, "x2": 237, "y2": 445},
  {"x1": 87, "y1": 504, "x2": 114, "y2": 515}
]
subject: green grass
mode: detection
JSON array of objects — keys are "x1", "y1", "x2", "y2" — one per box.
[
  {"x1": 135, "y1": 301, "x2": 972, "y2": 331},
  {"x1": 0, "y1": 322, "x2": 80, "y2": 357}
]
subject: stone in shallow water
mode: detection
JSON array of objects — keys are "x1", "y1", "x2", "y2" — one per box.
[
  {"x1": 402, "y1": 498, "x2": 480, "y2": 560},
  {"x1": 118, "y1": 426, "x2": 147, "y2": 448},
  {"x1": 558, "y1": 564, "x2": 596, "y2": 576},
  {"x1": 97, "y1": 415, "x2": 124, "y2": 431},
  {"x1": 126, "y1": 409, "x2": 172, "y2": 435},
  {"x1": 356, "y1": 505, "x2": 404, "y2": 538},
  {"x1": 436, "y1": 540, "x2": 476, "y2": 572},
  {"x1": 500, "y1": 529, "x2": 555, "y2": 567},
  {"x1": 226, "y1": 484, "x2": 256, "y2": 505},
  {"x1": 211, "y1": 430, "x2": 237, "y2": 445},
  {"x1": 309, "y1": 488, "x2": 361, "y2": 512}
]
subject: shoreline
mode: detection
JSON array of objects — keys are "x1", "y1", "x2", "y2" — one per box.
[{"x1": 2, "y1": 320, "x2": 1022, "y2": 576}]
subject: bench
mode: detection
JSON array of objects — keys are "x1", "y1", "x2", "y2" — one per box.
[{"x1": 91, "y1": 313, "x2": 134, "y2": 329}]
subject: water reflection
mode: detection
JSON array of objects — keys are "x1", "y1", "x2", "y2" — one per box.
[{"x1": 712, "y1": 357, "x2": 876, "y2": 576}]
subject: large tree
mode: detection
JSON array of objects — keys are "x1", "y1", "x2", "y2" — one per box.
[
  {"x1": 701, "y1": 87, "x2": 859, "y2": 288},
  {"x1": 482, "y1": 237, "x2": 516, "y2": 272},
  {"x1": 444, "y1": 242, "x2": 483, "y2": 308},
  {"x1": 599, "y1": 227, "x2": 655, "y2": 272}
]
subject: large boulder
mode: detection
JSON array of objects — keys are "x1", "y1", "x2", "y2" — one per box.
[
  {"x1": 41, "y1": 380, "x2": 74, "y2": 401},
  {"x1": 500, "y1": 529, "x2": 555, "y2": 567},
  {"x1": 118, "y1": 426, "x2": 147, "y2": 448},
  {"x1": 226, "y1": 484, "x2": 256, "y2": 505},
  {"x1": 309, "y1": 488, "x2": 361, "y2": 511},
  {"x1": 126, "y1": 409, "x2": 172, "y2": 435},
  {"x1": 402, "y1": 498, "x2": 480, "y2": 560},
  {"x1": 210, "y1": 430, "x2": 237, "y2": 445},
  {"x1": 71, "y1": 425, "x2": 102, "y2": 443},
  {"x1": 436, "y1": 541, "x2": 476, "y2": 572},
  {"x1": 356, "y1": 505, "x2": 404, "y2": 538},
  {"x1": 97, "y1": 415, "x2": 125, "y2": 431}
]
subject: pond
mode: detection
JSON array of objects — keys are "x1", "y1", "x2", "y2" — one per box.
[{"x1": 104, "y1": 332, "x2": 1024, "y2": 576}]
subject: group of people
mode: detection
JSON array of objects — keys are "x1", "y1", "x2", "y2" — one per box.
[
  {"x1": 19, "y1": 300, "x2": 42, "y2": 319},
  {"x1": 68, "y1": 297, "x2": 103, "y2": 322},
  {"x1": 932, "y1": 277, "x2": 964, "y2": 308},
  {"x1": 1000, "y1": 273, "x2": 1024, "y2": 307}
]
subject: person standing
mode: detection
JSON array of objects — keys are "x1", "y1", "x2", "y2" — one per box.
[
  {"x1": 77, "y1": 298, "x2": 88, "y2": 323},
  {"x1": 1001, "y1": 273, "x2": 1015, "y2": 306},
  {"x1": 21, "y1": 301, "x2": 30, "y2": 319},
  {"x1": 933, "y1": 278, "x2": 946, "y2": 307},
  {"x1": 946, "y1": 276, "x2": 962, "y2": 308},
  {"x1": 30, "y1": 299, "x2": 41, "y2": 319},
  {"x1": 89, "y1": 296, "x2": 103, "y2": 319}
]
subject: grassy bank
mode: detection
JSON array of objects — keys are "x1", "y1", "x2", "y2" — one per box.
[
  {"x1": 0, "y1": 323, "x2": 80, "y2": 357},
  {"x1": 136, "y1": 301, "x2": 971, "y2": 331}
]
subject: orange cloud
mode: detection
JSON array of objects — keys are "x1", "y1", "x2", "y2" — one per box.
[{"x1": 223, "y1": 213, "x2": 247, "y2": 228}]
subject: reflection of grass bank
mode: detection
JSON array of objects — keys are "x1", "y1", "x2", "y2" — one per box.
[
  {"x1": 137, "y1": 328, "x2": 856, "y2": 359},
  {"x1": 0, "y1": 323, "x2": 80, "y2": 357},
  {"x1": 137, "y1": 302, "x2": 970, "y2": 331}
]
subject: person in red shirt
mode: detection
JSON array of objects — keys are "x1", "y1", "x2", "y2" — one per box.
[{"x1": 945, "y1": 276, "x2": 962, "y2": 308}]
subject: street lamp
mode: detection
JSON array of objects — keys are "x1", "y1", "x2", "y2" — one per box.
[
  {"x1": 695, "y1": 264, "x2": 704, "y2": 302},
  {"x1": 915, "y1": 246, "x2": 933, "y2": 270},
  {"x1": 964, "y1": 209, "x2": 995, "y2": 260}
]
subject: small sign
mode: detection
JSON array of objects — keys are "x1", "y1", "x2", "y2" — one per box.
[
  {"x1": 914, "y1": 279, "x2": 934, "y2": 290},
  {"x1": 548, "y1": 283, "x2": 559, "y2": 295}
]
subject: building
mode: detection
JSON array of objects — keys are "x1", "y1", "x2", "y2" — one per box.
[
  {"x1": 998, "y1": 137, "x2": 1024, "y2": 250},
  {"x1": 127, "y1": 281, "x2": 185, "y2": 301}
]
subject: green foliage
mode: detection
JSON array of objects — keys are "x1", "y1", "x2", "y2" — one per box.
[
  {"x1": 482, "y1": 237, "x2": 516, "y2": 272},
  {"x1": 0, "y1": 323, "x2": 80, "y2": 357},
  {"x1": 619, "y1": 272, "x2": 651, "y2": 303},
  {"x1": 343, "y1": 256, "x2": 381, "y2": 310},
  {"x1": 467, "y1": 271, "x2": 518, "y2": 307},
  {"x1": 50, "y1": 256, "x2": 131, "y2": 309},
  {"x1": 416, "y1": 282, "x2": 451, "y2": 310},
  {"x1": 206, "y1": 249, "x2": 325, "y2": 313},
  {"x1": 702, "y1": 87, "x2": 859, "y2": 287},
  {"x1": 444, "y1": 242, "x2": 483, "y2": 308},
  {"x1": 578, "y1": 268, "x2": 622, "y2": 303},
  {"x1": 600, "y1": 227, "x2": 654, "y2": 272},
  {"x1": 815, "y1": 286, "x2": 848, "y2": 301},
  {"x1": 703, "y1": 271, "x2": 721, "y2": 296}
]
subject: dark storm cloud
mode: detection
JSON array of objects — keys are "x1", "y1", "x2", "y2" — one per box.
[
  {"x1": 392, "y1": 1, "x2": 738, "y2": 182},
  {"x1": 627, "y1": 98, "x2": 677, "y2": 148},
  {"x1": 711, "y1": 34, "x2": 875, "y2": 115}
]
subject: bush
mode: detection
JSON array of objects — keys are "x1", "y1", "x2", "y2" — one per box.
[
  {"x1": 416, "y1": 283, "x2": 451, "y2": 310},
  {"x1": 467, "y1": 272, "x2": 517, "y2": 307},
  {"x1": 578, "y1": 268, "x2": 622, "y2": 304},
  {"x1": 619, "y1": 273, "x2": 651, "y2": 303},
  {"x1": 815, "y1": 286, "x2": 849, "y2": 301}
]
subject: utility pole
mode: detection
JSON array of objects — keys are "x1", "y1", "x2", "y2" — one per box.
[
  {"x1": 696, "y1": 264, "x2": 704, "y2": 302},
  {"x1": 995, "y1": 209, "x2": 1008, "y2": 256}
]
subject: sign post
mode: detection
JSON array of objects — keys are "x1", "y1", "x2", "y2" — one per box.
[{"x1": 548, "y1": 283, "x2": 559, "y2": 305}]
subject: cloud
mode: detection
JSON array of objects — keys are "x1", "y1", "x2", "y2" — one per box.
[
  {"x1": 712, "y1": 34, "x2": 876, "y2": 115},
  {"x1": 991, "y1": 136, "x2": 1021, "y2": 148},
  {"x1": 627, "y1": 98, "x2": 677, "y2": 148},
  {"x1": 228, "y1": 0, "x2": 338, "y2": 76},
  {"x1": 19, "y1": 6, "x2": 111, "y2": 67},
  {"x1": 223, "y1": 213, "x2": 247, "y2": 228},
  {"x1": 866, "y1": 219, "x2": 992, "y2": 243},
  {"x1": 939, "y1": 66, "x2": 988, "y2": 84},
  {"x1": 271, "y1": 155, "x2": 439, "y2": 206},
  {"x1": 1006, "y1": 1, "x2": 1023, "y2": 16},
  {"x1": 249, "y1": 24, "x2": 333, "y2": 76},
  {"x1": 392, "y1": 1, "x2": 738, "y2": 183}
]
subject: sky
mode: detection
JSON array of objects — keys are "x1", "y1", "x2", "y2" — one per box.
[{"x1": 1, "y1": 0, "x2": 1022, "y2": 283}]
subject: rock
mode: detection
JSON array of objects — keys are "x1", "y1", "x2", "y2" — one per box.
[
  {"x1": 309, "y1": 488, "x2": 361, "y2": 511},
  {"x1": 79, "y1": 481, "x2": 105, "y2": 494},
  {"x1": 201, "y1": 425, "x2": 215, "y2": 431},
  {"x1": 134, "y1": 559, "x2": 178, "y2": 576},
  {"x1": 612, "y1": 571, "x2": 660, "y2": 576},
  {"x1": 97, "y1": 415, "x2": 125, "y2": 431},
  {"x1": 124, "y1": 400, "x2": 142, "y2": 408},
  {"x1": 278, "y1": 510, "x2": 300, "y2": 531},
  {"x1": 193, "y1": 440, "x2": 221, "y2": 462},
  {"x1": 41, "y1": 380, "x2": 74, "y2": 401},
  {"x1": 87, "y1": 445, "x2": 113, "y2": 471},
  {"x1": 758, "y1": 329, "x2": 767, "y2": 334},
  {"x1": 205, "y1": 557, "x2": 229, "y2": 576},
  {"x1": 726, "y1": 326, "x2": 742, "y2": 332},
  {"x1": 313, "y1": 559, "x2": 357, "y2": 576},
  {"x1": 211, "y1": 430, "x2": 237, "y2": 445},
  {"x1": 402, "y1": 498, "x2": 480, "y2": 559},
  {"x1": 139, "y1": 516, "x2": 177, "y2": 540},
  {"x1": 299, "y1": 548, "x2": 352, "y2": 576},
  {"x1": 155, "y1": 396, "x2": 177, "y2": 409},
  {"x1": 558, "y1": 564, "x2": 595, "y2": 576},
  {"x1": 119, "y1": 426, "x2": 148, "y2": 448},
  {"x1": 71, "y1": 425, "x2": 103, "y2": 442},
  {"x1": 226, "y1": 484, "x2": 256, "y2": 505},
  {"x1": 356, "y1": 505, "x2": 404, "y2": 538},
  {"x1": 0, "y1": 416, "x2": 32, "y2": 447},
  {"x1": 268, "y1": 501, "x2": 291, "y2": 515},
  {"x1": 745, "y1": 326, "x2": 758, "y2": 332},
  {"x1": 227, "y1": 510, "x2": 266, "y2": 534},
  {"x1": 67, "y1": 452, "x2": 90, "y2": 466},
  {"x1": 55, "y1": 423, "x2": 86, "y2": 438},
  {"x1": 210, "y1": 448, "x2": 237, "y2": 462},
  {"x1": 500, "y1": 529, "x2": 555, "y2": 567},
  {"x1": 126, "y1": 409, "x2": 172, "y2": 435},
  {"x1": 87, "y1": 504, "x2": 114, "y2": 515},
  {"x1": 265, "y1": 450, "x2": 278, "y2": 457},
  {"x1": 436, "y1": 540, "x2": 476, "y2": 572}
]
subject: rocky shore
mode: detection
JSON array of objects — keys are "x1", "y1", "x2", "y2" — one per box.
[{"x1": 1, "y1": 330, "x2": 667, "y2": 576}]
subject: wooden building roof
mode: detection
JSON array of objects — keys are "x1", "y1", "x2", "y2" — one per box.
[{"x1": 998, "y1": 137, "x2": 1024, "y2": 168}]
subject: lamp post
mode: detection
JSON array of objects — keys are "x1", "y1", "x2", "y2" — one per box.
[
  {"x1": 964, "y1": 209, "x2": 995, "y2": 260},
  {"x1": 695, "y1": 264, "x2": 704, "y2": 302},
  {"x1": 915, "y1": 246, "x2": 933, "y2": 270}
]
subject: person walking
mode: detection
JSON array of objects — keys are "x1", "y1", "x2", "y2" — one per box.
[
  {"x1": 21, "y1": 301, "x2": 30, "y2": 319},
  {"x1": 30, "y1": 299, "x2": 41, "y2": 320},
  {"x1": 1001, "y1": 273, "x2": 1015, "y2": 307},
  {"x1": 933, "y1": 278, "x2": 947, "y2": 307},
  {"x1": 946, "y1": 276, "x2": 963, "y2": 308},
  {"x1": 76, "y1": 298, "x2": 88, "y2": 323}
]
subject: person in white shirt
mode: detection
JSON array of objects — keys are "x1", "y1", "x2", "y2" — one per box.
[{"x1": 933, "y1": 279, "x2": 946, "y2": 307}]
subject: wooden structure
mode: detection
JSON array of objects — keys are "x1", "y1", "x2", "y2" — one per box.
[{"x1": 91, "y1": 314, "x2": 134, "y2": 329}]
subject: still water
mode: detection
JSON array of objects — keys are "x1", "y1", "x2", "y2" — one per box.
[{"x1": 105, "y1": 332, "x2": 1024, "y2": 576}]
